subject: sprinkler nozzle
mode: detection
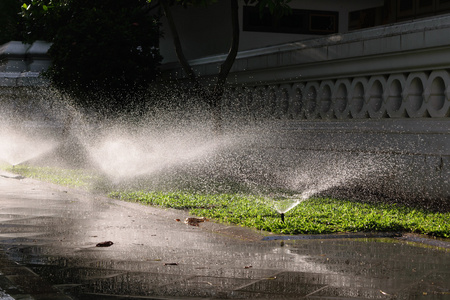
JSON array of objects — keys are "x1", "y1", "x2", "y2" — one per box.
[{"x1": 280, "y1": 213, "x2": 285, "y2": 223}]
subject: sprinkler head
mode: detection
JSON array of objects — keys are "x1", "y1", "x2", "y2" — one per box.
[{"x1": 280, "y1": 213, "x2": 285, "y2": 223}]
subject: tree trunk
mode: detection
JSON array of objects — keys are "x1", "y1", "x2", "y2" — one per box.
[
  {"x1": 161, "y1": 0, "x2": 240, "y2": 134},
  {"x1": 159, "y1": 0, "x2": 197, "y2": 84},
  {"x1": 211, "y1": 0, "x2": 240, "y2": 132}
]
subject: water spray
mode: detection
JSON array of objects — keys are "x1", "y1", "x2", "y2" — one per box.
[
  {"x1": 272, "y1": 191, "x2": 316, "y2": 223},
  {"x1": 0, "y1": 128, "x2": 57, "y2": 168},
  {"x1": 271, "y1": 196, "x2": 300, "y2": 223}
]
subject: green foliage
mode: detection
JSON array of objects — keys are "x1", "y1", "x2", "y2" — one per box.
[
  {"x1": 0, "y1": 0, "x2": 25, "y2": 44},
  {"x1": 21, "y1": 0, "x2": 162, "y2": 114},
  {"x1": 113, "y1": 191, "x2": 450, "y2": 238},
  {"x1": 6, "y1": 164, "x2": 449, "y2": 238},
  {"x1": 3, "y1": 165, "x2": 99, "y2": 188}
]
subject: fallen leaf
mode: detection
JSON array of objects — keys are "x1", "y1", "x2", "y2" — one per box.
[
  {"x1": 184, "y1": 217, "x2": 208, "y2": 226},
  {"x1": 164, "y1": 262, "x2": 178, "y2": 266},
  {"x1": 244, "y1": 265, "x2": 252, "y2": 269},
  {"x1": 96, "y1": 241, "x2": 113, "y2": 247}
]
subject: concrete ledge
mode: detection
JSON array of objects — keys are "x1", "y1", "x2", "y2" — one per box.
[
  {"x1": 0, "y1": 42, "x2": 29, "y2": 73},
  {"x1": 275, "y1": 119, "x2": 450, "y2": 156},
  {"x1": 263, "y1": 232, "x2": 450, "y2": 250},
  {"x1": 0, "y1": 41, "x2": 51, "y2": 85},
  {"x1": 162, "y1": 14, "x2": 450, "y2": 84}
]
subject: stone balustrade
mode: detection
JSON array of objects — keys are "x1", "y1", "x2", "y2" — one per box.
[
  {"x1": 223, "y1": 70, "x2": 450, "y2": 120},
  {"x1": 161, "y1": 15, "x2": 449, "y2": 201}
]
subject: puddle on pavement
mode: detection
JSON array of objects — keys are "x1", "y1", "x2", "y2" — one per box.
[
  {"x1": 1, "y1": 177, "x2": 449, "y2": 299},
  {"x1": 0, "y1": 237, "x2": 448, "y2": 299}
]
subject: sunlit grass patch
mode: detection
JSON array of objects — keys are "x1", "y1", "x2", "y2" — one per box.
[
  {"x1": 2, "y1": 165, "x2": 98, "y2": 188},
  {"x1": 111, "y1": 191, "x2": 450, "y2": 238},
  {"x1": 2, "y1": 164, "x2": 449, "y2": 238}
]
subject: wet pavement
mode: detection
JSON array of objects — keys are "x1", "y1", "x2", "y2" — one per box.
[{"x1": 0, "y1": 170, "x2": 449, "y2": 299}]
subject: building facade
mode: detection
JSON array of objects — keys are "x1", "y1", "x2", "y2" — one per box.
[
  {"x1": 160, "y1": 0, "x2": 450, "y2": 201},
  {"x1": 1, "y1": 0, "x2": 449, "y2": 201}
]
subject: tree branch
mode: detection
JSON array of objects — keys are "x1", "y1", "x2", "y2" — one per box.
[
  {"x1": 159, "y1": 0, "x2": 197, "y2": 83},
  {"x1": 215, "y1": 0, "x2": 239, "y2": 95}
]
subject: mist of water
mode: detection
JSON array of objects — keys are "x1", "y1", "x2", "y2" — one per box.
[
  {"x1": 0, "y1": 85, "x2": 407, "y2": 213},
  {"x1": 0, "y1": 126, "x2": 57, "y2": 166},
  {"x1": 86, "y1": 127, "x2": 237, "y2": 180}
]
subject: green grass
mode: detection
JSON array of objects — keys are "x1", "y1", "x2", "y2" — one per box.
[
  {"x1": 2, "y1": 165, "x2": 98, "y2": 188},
  {"x1": 111, "y1": 190, "x2": 450, "y2": 238},
  {"x1": 3, "y1": 164, "x2": 450, "y2": 238}
]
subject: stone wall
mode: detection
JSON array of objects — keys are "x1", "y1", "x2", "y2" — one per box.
[
  {"x1": 0, "y1": 40, "x2": 51, "y2": 87},
  {"x1": 1, "y1": 17, "x2": 449, "y2": 201},
  {"x1": 162, "y1": 15, "x2": 450, "y2": 202},
  {"x1": 0, "y1": 41, "x2": 64, "y2": 138},
  {"x1": 223, "y1": 70, "x2": 449, "y2": 120}
]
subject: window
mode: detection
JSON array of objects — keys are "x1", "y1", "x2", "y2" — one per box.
[
  {"x1": 398, "y1": 0, "x2": 436, "y2": 17},
  {"x1": 437, "y1": 0, "x2": 450, "y2": 10},
  {"x1": 310, "y1": 14, "x2": 337, "y2": 32},
  {"x1": 349, "y1": 0, "x2": 450, "y2": 31},
  {"x1": 397, "y1": 0, "x2": 415, "y2": 18},
  {"x1": 243, "y1": 6, "x2": 338, "y2": 35}
]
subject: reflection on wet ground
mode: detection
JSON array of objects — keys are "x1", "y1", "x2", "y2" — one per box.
[{"x1": 0, "y1": 172, "x2": 449, "y2": 299}]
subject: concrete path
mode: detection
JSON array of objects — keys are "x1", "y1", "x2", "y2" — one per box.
[{"x1": 0, "y1": 170, "x2": 449, "y2": 299}]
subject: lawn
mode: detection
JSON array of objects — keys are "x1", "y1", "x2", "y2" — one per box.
[
  {"x1": 3, "y1": 164, "x2": 450, "y2": 238},
  {"x1": 111, "y1": 190, "x2": 450, "y2": 238},
  {"x1": 2, "y1": 164, "x2": 98, "y2": 188}
]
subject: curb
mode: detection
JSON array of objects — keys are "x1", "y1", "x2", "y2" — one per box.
[
  {"x1": 262, "y1": 232, "x2": 450, "y2": 250},
  {"x1": 262, "y1": 231, "x2": 402, "y2": 241}
]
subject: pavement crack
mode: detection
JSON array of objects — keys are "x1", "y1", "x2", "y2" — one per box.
[{"x1": 303, "y1": 285, "x2": 329, "y2": 298}]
